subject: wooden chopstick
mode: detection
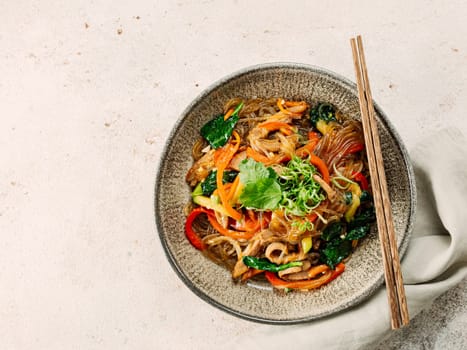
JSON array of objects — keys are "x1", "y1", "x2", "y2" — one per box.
[{"x1": 350, "y1": 35, "x2": 409, "y2": 329}]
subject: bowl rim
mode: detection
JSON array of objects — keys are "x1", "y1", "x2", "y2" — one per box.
[{"x1": 154, "y1": 62, "x2": 417, "y2": 324}]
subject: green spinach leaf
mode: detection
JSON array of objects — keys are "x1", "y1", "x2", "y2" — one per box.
[
  {"x1": 200, "y1": 102, "x2": 243, "y2": 149},
  {"x1": 242, "y1": 256, "x2": 302, "y2": 272},
  {"x1": 201, "y1": 170, "x2": 238, "y2": 196},
  {"x1": 322, "y1": 222, "x2": 343, "y2": 241},
  {"x1": 345, "y1": 224, "x2": 371, "y2": 240},
  {"x1": 320, "y1": 239, "x2": 352, "y2": 269},
  {"x1": 348, "y1": 206, "x2": 376, "y2": 229}
]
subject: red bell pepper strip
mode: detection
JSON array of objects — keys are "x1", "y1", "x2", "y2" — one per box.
[
  {"x1": 185, "y1": 208, "x2": 210, "y2": 250},
  {"x1": 344, "y1": 143, "x2": 364, "y2": 155},
  {"x1": 353, "y1": 172, "x2": 369, "y2": 191},
  {"x1": 326, "y1": 262, "x2": 346, "y2": 283},
  {"x1": 264, "y1": 262, "x2": 345, "y2": 290},
  {"x1": 265, "y1": 270, "x2": 332, "y2": 290},
  {"x1": 309, "y1": 154, "x2": 330, "y2": 184}
]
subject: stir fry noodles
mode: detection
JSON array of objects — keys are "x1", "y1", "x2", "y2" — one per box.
[{"x1": 185, "y1": 98, "x2": 375, "y2": 291}]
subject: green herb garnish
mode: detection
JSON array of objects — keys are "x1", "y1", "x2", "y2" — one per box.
[
  {"x1": 238, "y1": 158, "x2": 282, "y2": 210},
  {"x1": 278, "y1": 156, "x2": 325, "y2": 216}
]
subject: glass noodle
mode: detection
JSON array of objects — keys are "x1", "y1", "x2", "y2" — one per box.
[{"x1": 185, "y1": 98, "x2": 375, "y2": 291}]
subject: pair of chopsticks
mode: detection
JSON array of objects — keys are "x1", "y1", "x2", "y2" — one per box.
[{"x1": 350, "y1": 35, "x2": 409, "y2": 329}]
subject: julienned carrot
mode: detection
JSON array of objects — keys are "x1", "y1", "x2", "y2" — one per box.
[
  {"x1": 216, "y1": 131, "x2": 242, "y2": 220},
  {"x1": 277, "y1": 98, "x2": 291, "y2": 114},
  {"x1": 309, "y1": 154, "x2": 330, "y2": 184},
  {"x1": 307, "y1": 264, "x2": 330, "y2": 278},
  {"x1": 241, "y1": 268, "x2": 264, "y2": 282},
  {"x1": 307, "y1": 131, "x2": 321, "y2": 141},
  {"x1": 226, "y1": 174, "x2": 240, "y2": 201},
  {"x1": 246, "y1": 147, "x2": 289, "y2": 165},
  {"x1": 234, "y1": 210, "x2": 268, "y2": 233},
  {"x1": 223, "y1": 108, "x2": 234, "y2": 121},
  {"x1": 284, "y1": 100, "x2": 305, "y2": 107},
  {"x1": 206, "y1": 214, "x2": 255, "y2": 240},
  {"x1": 246, "y1": 147, "x2": 273, "y2": 164},
  {"x1": 296, "y1": 131, "x2": 321, "y2": 158},
  {"x1": 296, "y1": 141, "x2": 318, "y2": 158},
  {"x1": 258, "y1": 121, "x2": 295, "y2": 135},
  {"x1": 306, "y1": 212, "x2": 318, "y2": 223}
]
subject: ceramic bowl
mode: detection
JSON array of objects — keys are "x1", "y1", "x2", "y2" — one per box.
[{"x1": 155, "y1": 63, "x2": 416, "y2": 324}]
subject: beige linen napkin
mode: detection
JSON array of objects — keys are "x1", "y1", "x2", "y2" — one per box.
[{"x1": 228, "y1": 128, "x2": 467, "y2": 350}]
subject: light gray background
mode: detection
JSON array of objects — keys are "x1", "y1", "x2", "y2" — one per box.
[{"x1": 1, "y1": 1, "x2": 466, "y2": 349}]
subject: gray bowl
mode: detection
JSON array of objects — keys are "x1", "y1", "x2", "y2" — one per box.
[{"x1": 155, "y1": 63, "x2": 416, "y2": 324}]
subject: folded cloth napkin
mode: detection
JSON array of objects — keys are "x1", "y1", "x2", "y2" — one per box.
[{"x1": 227, "y1": 128, "x2": 467, "y2": 350}]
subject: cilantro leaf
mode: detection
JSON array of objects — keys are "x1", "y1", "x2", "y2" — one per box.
[
  {"x1": 240, "y1": 178, "x2": 281, "y2": 210},
  {"x1": 238, "y1": 158, "x2": 281, "y2": 210},
  {"x1": 239, "y1": 158, "x2": 277, "y2": 184}
]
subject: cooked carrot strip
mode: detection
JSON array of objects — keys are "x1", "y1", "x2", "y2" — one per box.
[
  {"x1": 296, "y1": 141, "x2": 318, "y2": 158},
  {"x1": 284, "y1": 100, "x2": 305, "y2": 107},
  {"x1": 226, "y1": 174, "x2": 240, "y2": 201},
  {"x1": 306, "y1": 212, "x2": 318, "y2": 223},
  {"x1": 246, "y1": 147, "x2": 272, "y2": 164},
  {"x1": 307, "y1": 131, "x2": 321, "y2": 141},
  {"x1": 241, "y1": 268, "x2": 264, "y2": 282},
  {"x1": 233, "y1": 209, "x2": 263, "y2": 233},
  {"x1": 206, "y1": 214, "x2": 255, "y2": 240},
  {"x1": 223, "y1": 108, "x2": 235, "y2": 121},
  {"x1": 307, "y1": 264, "x2": 330, "y2": 278},
  {"x1": 257, "y1": 121, "x2": 295, "y2": 135},
  {"x1": 216, "y1": 132, "x2": 242, "y2": 220},
  {"x1": 277, "y1": 98, "x2": 292, "y2": 114},
  {"x1": 246, "y1": 147, "x2": 289, "y2": 165}
]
